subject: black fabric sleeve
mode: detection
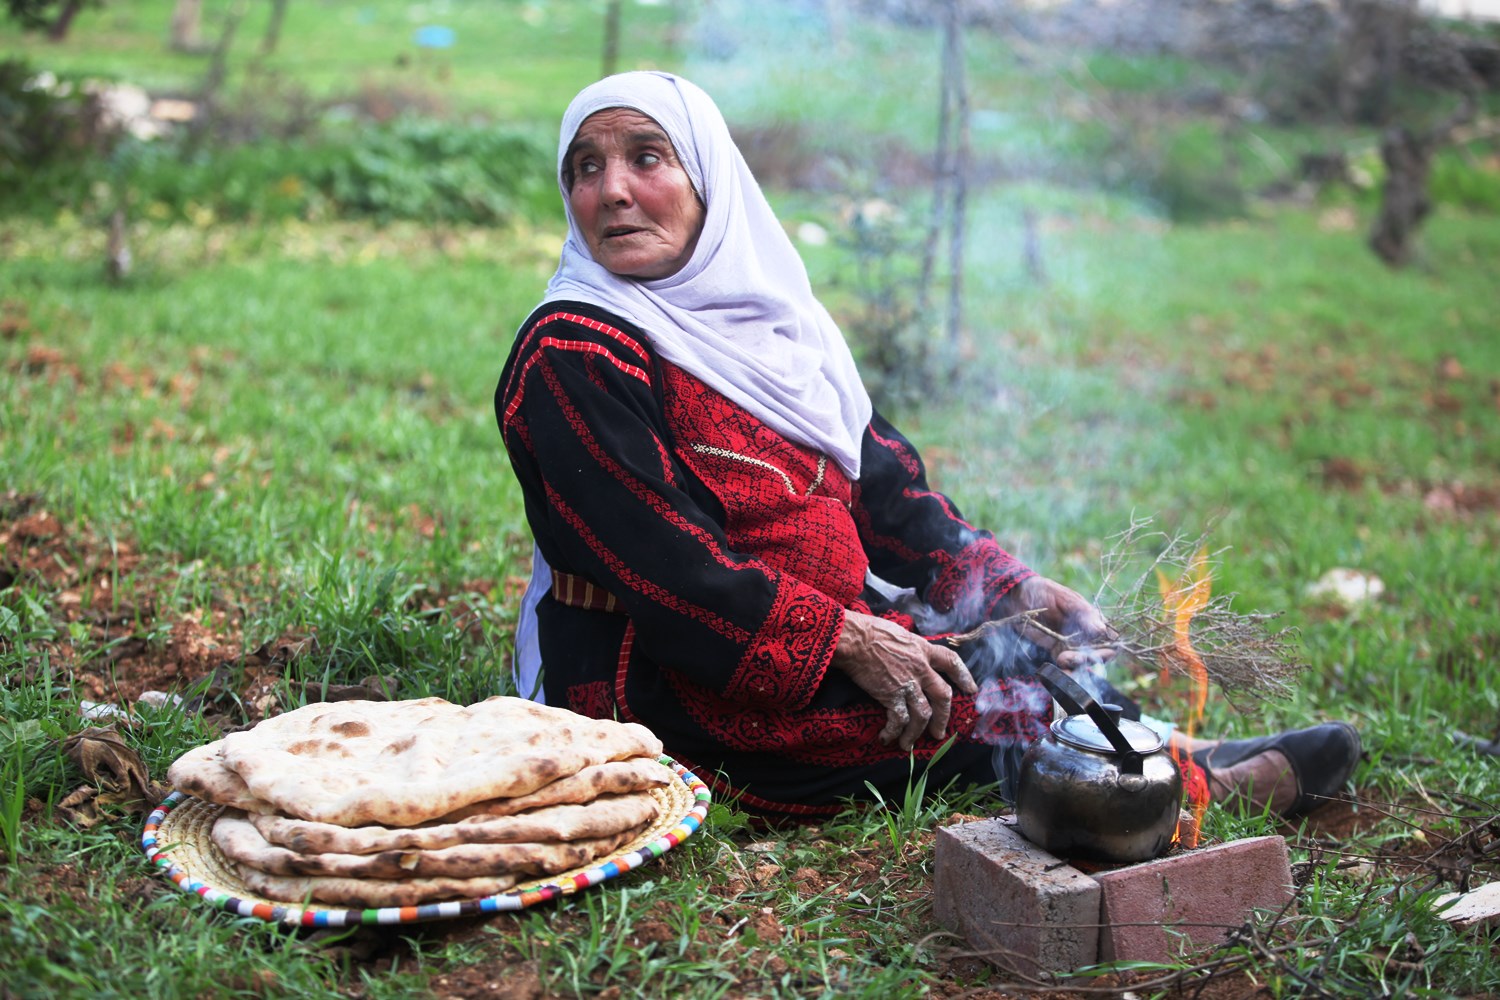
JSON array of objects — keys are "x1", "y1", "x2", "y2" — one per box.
[{"x1": 852, "y1": 408, "x2": 1035, "y2": 624}]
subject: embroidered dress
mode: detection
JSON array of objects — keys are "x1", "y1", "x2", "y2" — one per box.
[{"x1": 498, "y1": 301, "x2": 1054, "y2": 817}]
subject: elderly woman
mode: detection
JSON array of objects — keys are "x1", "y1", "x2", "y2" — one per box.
[{"x1": 496, "y1": 72, "x2": 1360, "y2": 820}]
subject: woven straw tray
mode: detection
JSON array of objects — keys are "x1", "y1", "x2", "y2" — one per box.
[{"x1": 141, "y1": 756, "x2": 710, "y2": 927}]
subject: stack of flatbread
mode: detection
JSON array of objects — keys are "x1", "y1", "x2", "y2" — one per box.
[{"x1": 166, "y1": 696, "x2": 671, "y2": 908}]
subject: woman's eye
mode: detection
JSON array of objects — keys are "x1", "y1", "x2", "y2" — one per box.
[
  {"x1": 637, "y1": 152, "x2": 661, "y2": 167},
  {"x1": 577, "y1": 160, "x2": 600, "y2": 175}
]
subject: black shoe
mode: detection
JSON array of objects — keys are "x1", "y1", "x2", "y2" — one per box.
[{"x1": 1192, "y1": 721, "x2": 1362, "y2": 818}]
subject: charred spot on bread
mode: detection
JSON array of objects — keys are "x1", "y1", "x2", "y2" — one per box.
[{"x1": 383, "y1": 735, "x2": 417, "y2": 755}]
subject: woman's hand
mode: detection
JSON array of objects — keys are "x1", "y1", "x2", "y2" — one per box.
[
  {"x1": 996, "y1": 575, "x2": 1118, "y2": 670},
  {"x1": 832, "y1": 611, "x2": 977, "y2": 751}
]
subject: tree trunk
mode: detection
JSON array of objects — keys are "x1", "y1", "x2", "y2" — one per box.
[
  {"x1": 1335, "y1": 0, "x2": 1418, "y2": 124},
  {"x1": 170, "y1": 0, "x2": 203, "y2": 53},
  {"x1": 602, "y1": 0, "x2": 622, "y2": 78},
  {"x1": 261, "y1": 0, "x2": 289, "y2": 56},
  {"x1": 46, "y1": 0, "x2": 86, "y2": 41},
  {"x1": 944, "y1": 0, "x2": 969, "y2": 356},
  {"x1": 185, "y1": 0, "x2": 250, "y2": 155},
  {"x1": 1367, "y1": 30, "x2": 1479, "y2": 267},
  {"x1": 1023, "y1": 208, "x2": 1045, "y2": 284},
  {"x1": 106, "y1": 206, "x2": 131, "y2": 285},
  {"x1": 1368, "y1": 126, "x2": 1432, "y2": 266},
  {"x1": 917, "y1": 20, "x2": 954, "y2": 317}
]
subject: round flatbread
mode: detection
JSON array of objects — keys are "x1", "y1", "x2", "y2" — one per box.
[
  {"x1": 438, "y1": 758, "x2": 672, "y2": 821},
  {"x1": 166, "y1": 740, "x2": 269, "y2": 812},
  {"x1": 213, "y1": 810, "x2": 646, "y2": 879},
  {"x1": 248, "y1": 791, "x2": 660, "y2": 854},
  {"x1": 216, "y1": 696, "x2": 664, "y2": 826},
  {"x1": 234, "y1": 865, "x2": 522, "y2": 907}
]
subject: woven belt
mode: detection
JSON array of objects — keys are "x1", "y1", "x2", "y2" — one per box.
[{"x1": 550, "y1": 570, "x2": 624, "y2": 614}]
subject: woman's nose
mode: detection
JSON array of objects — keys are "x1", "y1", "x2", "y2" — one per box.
[{"x1": 600, "y1": 160, "x2": 632, "y2": 205}]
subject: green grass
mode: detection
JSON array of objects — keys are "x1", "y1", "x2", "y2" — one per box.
[
  {"x1": 4, "y1": 3, "x2": 1500, "y2": 997},
  {"x1": 5, "y1": 198, "x2": 1497, "y2": 998},
  {"x1": 0, "y1": 0, "x2": 685, "y2": 123}
]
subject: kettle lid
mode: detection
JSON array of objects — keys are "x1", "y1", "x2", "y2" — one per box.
[{"x1": 1052, "y1": 714, "x2": 1165, "y2": 755}]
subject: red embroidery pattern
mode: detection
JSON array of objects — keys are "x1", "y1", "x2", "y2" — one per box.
[
  {"x1": 868, "y1": 425, "x2": 921, "y2": 479},
  {"x1": 850, "y1": 496, "x2": 925, "y2": 565},
  {"x1": 503, "y1": 312, "x2": 652, "y2": 427},
  {"x1": 967, "y1": 684, "x2": 1052, "y2": 746},
  {"x1": 566, "y1": 681, "x2": 615, "y2": 720},
  {"x1": 724, "y1": 584, "x2": 840, "y2": 709},
  {"x1": 668, "y1": 675, "x2": 1020, "y2": 770},
  {"x1": 927, "y1": 540, "x2": 1035, "y2": 620},
  {"x1": 667, "y1": 671, "x2": 887, "y2": 762},
  {"x1": 662, "y1": 363, "x2": 867, "y2": 606},
  {"x1": 614, "y1": 621, "x2": 641, "y2": 724},
  {"x1": 866, "y1": 426, "x2": 967, "y2": 523},
  {"x1": 879, "y1": 608, "x2": 915, "y2": 631}
]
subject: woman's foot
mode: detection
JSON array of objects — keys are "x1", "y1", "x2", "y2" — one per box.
[{"x1": 1189, "y1": 722, "x2": 1362, "y2": 819}]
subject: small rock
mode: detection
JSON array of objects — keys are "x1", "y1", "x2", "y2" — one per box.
[
  {"x1": 795, "y1": 221, "x2": 829, "y2": 246},
  {"x1": 80, "y1": 701, "x2": 131, "y2": 722},
  {"x1": 137, "y1": 691, "x2": 183, "y2": 710},
  {"x1": 1304, "y1": 568, "x2": 1384, "y2": 607}
]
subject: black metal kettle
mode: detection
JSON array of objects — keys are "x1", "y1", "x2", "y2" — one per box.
[{"x1": 1014, "y1": 663, "x2": 1183, "y2": 863}]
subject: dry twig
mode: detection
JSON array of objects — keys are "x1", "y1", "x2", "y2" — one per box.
[{"x1": 1093, "y1": 514, "x2": 1306, "y2": 707}]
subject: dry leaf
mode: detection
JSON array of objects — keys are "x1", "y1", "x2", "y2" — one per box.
[
  {"x1": 61, "y1": 726, "x2": 163, "y2": 816},
  {"x1": 55, "y1": 785, "x2": 103, "y2": 827}
]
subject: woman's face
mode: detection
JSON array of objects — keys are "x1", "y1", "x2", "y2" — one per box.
[{"x1": 565, "y1": 108, "x2": 705, "y2": 280}]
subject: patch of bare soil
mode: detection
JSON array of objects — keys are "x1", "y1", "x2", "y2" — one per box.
[
  {"x1": 0, "y1": 490, "x2": 288, "y2": 719},
  {"x1": 0, "y1": 494, "x2": 493, "y2": 725},
  {"x1": 426, "y1": 961, "x2": 546, "y2": 1000}
]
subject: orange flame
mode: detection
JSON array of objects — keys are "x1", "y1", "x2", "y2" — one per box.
[{"x1": 1157, "y1": 546, "x2": 1213, "y2": 848}]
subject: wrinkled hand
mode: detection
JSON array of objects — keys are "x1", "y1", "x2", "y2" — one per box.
[
  {"x1": 832, "y1": 610, "x2": 977, "y2": 750},
  {"x1": 997, "y1": 575, "x2": 1119, "y2": 670}
]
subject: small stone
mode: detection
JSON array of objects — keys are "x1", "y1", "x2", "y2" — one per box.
[
  {"x1": 1435, "y1": 882, "x2": 1500, "y2": 930},
  {"x1": 80, "y1": 701, "x2": 131, "y2": 722}
]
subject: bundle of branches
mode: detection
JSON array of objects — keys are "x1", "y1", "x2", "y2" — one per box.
[
  {"x1": 935, "y1": 516, "x2": 1304, "y2": 709},
  {"x1": 1094, "y1": 515, "x2": 1305, "y2": 708}
]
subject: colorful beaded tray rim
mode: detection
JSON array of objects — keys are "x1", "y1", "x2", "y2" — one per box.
[{"x1": 141, "y1": 756, "x2": 710, "y2": 927}]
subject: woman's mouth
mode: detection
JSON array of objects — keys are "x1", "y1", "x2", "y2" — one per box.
[{"x1": 603, "y1": 226, "x2": 644, "y2": 239}]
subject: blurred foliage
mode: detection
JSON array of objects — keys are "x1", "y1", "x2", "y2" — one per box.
[
  {"x1": 833, "y1": 202, "x2": 950, "y2": 412},
  {"x1": 3, "y1": 0, "x2": 92, "y2": 32},
  {"x1": 0, "y1": 75, "x2": 555, "y2": 227},
  {"x1": 319, "y1": 116, "x2": 553, "y2": 225},
  {"x1": 1106, "y1": 119, "x2": 1250, "y2": 222},
  {"x1": 1429, "y1": 143, "x2": 1500, "y2": 212},
  {"x1": 0, "y1": 58, "x2": 92, "y2": 183}
]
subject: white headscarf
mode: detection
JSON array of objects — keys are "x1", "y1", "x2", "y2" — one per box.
[{"x1": 513, "y1": 71, "x2": 873, "y2": 703}]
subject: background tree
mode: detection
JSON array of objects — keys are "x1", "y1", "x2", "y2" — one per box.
[
  {"x1": 1369, "y1": 23, "x2": 1485, "y2": 266},
  {"x1": 169, "y1": 0, "x2": 203, "y2": 53},
  {"x1": 261, "y1": 0, "x2": 289, "y2": 57},
  {"x1": 1334, "y1": 0, "x2": 1420, "y2": 123},
  {"x1": 5, "y1": 0, "x2": 99, "y2": 41},
  {"x1": 917, "y1": 0, "x2": 971, "y2": 362},
  {"x1": 602, "y1": 0, "x2": 622, "y2": 78}
]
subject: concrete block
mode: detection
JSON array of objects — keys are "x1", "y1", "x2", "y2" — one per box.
[
  {"x1": 933, "y1": 818, "x2": 1101, "y2": 977},
  {"x1": 1094, "y1": 834, "x2": 1294, "y2": 964}
]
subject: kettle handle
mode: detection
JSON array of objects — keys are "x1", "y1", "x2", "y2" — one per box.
[{"x1": 1036, "y1": 663, "x2": 1144, "y2": 774}]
